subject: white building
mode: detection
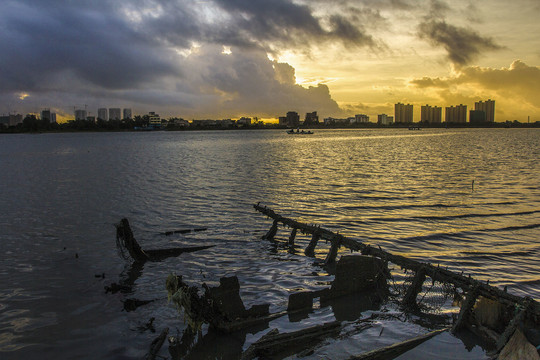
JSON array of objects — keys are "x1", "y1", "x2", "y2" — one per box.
[
  {"x1": 98, "y1": 108, "x2": 108, "y2": 121},
  {"x1": 355, "y1": 114, "x2": 370, "y2": 123},
  {"x1": 75, "y1": 109, "x2": 87, "y2": 121},
  {"x1": 377, "y1": 114, "x2": 393, "y2": 125},
  {"x1": 148, "y1": 112, "x2": 161, "y2": 127}
]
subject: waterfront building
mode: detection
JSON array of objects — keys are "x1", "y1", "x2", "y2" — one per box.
[
  {"x1": 278, "y1": 116, "x2": 287, "y2": 126},
  {"x1": 304, "y1": 111, "x2": 319, "y2": 125},
  {"x1": 286, "y1": 111, "x2": 300, "y2": 128},
  {"x1": 237, "y1": 117, "x2": 252, "y2": 126},
  {"x1": 170, "y1": 118, "x2": 189, "y2": 127},
  {"x1": 377, "y1": 114, "x2": 393, "y2": 125},
  {"x1": 474, "y1": 99, "x2": 495, "y2": 123},
  {"x1": 445, "y1": 104, "x2": 467, "y2": 123},
  {"x1": 470, "y1": 110, "x2": 487, "y2": 124},
  {"x1": 420, "y1": 105, "x2": 442, "y2": 124},
  {"x1": 123, "y1": 108, "x2": 132, "y2": 120},
  {"x1": 355, "y1": 114, "x2": 370, "y2": 123},
  {"x1": 394, "y1": 103, "x2": 413, "y2": 123},
  {"x1": 148, "y1": 112, "x2": 161, "y2": 127},
  {"x1": 109, "y1": 108, "x2": 121, "y2": 121},
  {"x1": 0, "y1": 114, "x2": 23, "y2": 127},
  {"x1": 324, "y1": 117, "x2": 349, "y2": 125},
  {"x1": 97, "y1": 108, "x2": 108, "y2": 121},
  {"x1": 74, "y1": 109, "x2": 87, "y2": 121}
]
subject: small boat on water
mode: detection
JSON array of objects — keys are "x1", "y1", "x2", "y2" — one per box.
[{"x1": 287, "y1": 129, "x2": 314, "y2": 135}]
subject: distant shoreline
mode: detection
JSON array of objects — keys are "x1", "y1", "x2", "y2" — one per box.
[{"x1": 1, "y1": 121, "x2": 539, "y2": 134}]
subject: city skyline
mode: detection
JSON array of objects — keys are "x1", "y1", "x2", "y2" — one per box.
[{"x1": 1, "y1": 0, "x2": 539, "y2": 123}]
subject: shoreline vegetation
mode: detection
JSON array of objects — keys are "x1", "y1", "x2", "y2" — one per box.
[{"x1": 1, "y1": 117, "x2": 539, "y2": 134}]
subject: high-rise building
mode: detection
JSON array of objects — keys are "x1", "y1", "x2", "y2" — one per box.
[
  {"x1": 355, "y1": 114, "x2": 369, "y2": 123},
  {"x1": 474, "y1": 99, "x2": 495, "y2": 123},
  {"x1": 123, "y1": 108, "x2": 132, "y2": 120},
  {"x1": 278, "y1": 116, "x2": 287, "y2": 126},
  {"x1": 469, "y1": 110, "x2": 487, "y2": 124},
  {"x1": 0, "y1": 114, "x2": 23, "y2": 127},
  {"x1": 377, "y1": 114, "x2": 393, "y2": 125},
  {"x1": 41, "y1": 109, "x2": 51, "y2": 122},
  {"x1": 304, "y1": 111, "x2": 319, "y2": 125},
  {"x1": 75, "y1": 109, "x2": 87, "y2": 121},
  {"x1": 420, "y1": 105, "x2": 442, "y2": 124},
  {"x1": 445, "y1": 104, "x2": 467, "y2": 123},
  {"x1": 98, "y1": 108, "x2": 108, "y2": 121},
  {"x1": 109, "y1": 108, "x2": 121, "y2": 121},
  {"x1": 394, "y1": 103, "x2": 413, "y2": 123},
  {"x1": 286, "y1": 111, "x2": 300, "y2": 128}
]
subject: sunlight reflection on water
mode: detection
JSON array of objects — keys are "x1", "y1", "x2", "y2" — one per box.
[{"x1": 0, "y1": 128, "x2": 538, "y2": 358}]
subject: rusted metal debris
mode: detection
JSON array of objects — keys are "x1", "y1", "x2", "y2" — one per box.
[
  {"x1": 254, "y1": 203, "x2": 540, "y2": 357},
  {"x1": 115, "y1": 218, "x2": 214, "y2": 262}
]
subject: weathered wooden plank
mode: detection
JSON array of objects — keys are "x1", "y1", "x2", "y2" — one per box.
[
  {"x1": 305, "y1": 232, "x2": 321, "y2": 257},
  {"x1": 288, "y1": 228, "x2": 297, "y2": 247},
  {"x1": 348, "y1": 327, "x2": 449, "y2": 359},
  {"x1": 241, "y1": 321, "x2": 342, "y2": 360},
  {"x1": 253, "y1": 204, "x2": 540, "y2": 317},
  {"x1": 451, "y1": 286, "x2": 479, "y2": 334},
  {"x1": 402, "y1": 266, "x2": 426, "y2": 310}
]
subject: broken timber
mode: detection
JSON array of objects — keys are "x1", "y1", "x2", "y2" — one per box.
[
  {"x1": 241, "y1": 321, "x2": 342, "y2": 360},
  {"x1": 254, "y1": 203, "x2": 540, "y2": 354},
  {"x1": 254, "y1": 204, "x2": 540, "y2": 317},
  {"x1": 115, "y1": 218, "x2": 215, "y2": 262},
  {"x1": 349, "y1": 327, "x2": 449, "y2": 360}
]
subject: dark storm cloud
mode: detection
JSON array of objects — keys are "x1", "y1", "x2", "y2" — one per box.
[
  {"x1": 0, "y1": 0, "x2": 375, "y2": 117},
  {"x1": 418, "y1": 20, "x2": 501, "y2": 66},
  {"x1": 417, "y1": 0, "x2": 501, "y2": 66},
  {"x1": 209, "y1": 0, "x2": 375, "y2": 48},
  {"x1": 0, "y1": 1, "x2": 178, "y2": 93}
]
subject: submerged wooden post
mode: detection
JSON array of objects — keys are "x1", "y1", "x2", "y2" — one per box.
[
  {"x1": 495, "y1": 297, "x2": 532, "y2": 352},
  {"x1": 116, "y1": 218, "x2": 150, "y2": 262},
  {"x1": 262, "y1": 220, "x2": 279, "y2": 241},
  {"x1": 451, "y1": 286, "x2": 479, "y2": 334},
  {"x1": 288, "y1": 228, "x2": 297, "y2": 247},
  {"x1": 305, "y1": 232, "x2": 320, "y2": 257},
  {"x1": 253, "y1": 204, "x2": 540, "y2": 319},
  {"x1": 402, "y1": 267, "x2": 426, "y2": 310},
  {"x1": 324, "y1": 236, "x2": 341, "y2": 265}
]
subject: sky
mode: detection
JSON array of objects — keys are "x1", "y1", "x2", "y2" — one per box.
[{"x1": 1, "y1": 0, "x2": 539, "y2": 122}]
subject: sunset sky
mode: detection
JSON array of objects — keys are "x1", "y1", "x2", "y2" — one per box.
[{"x1": 1, "y1": 0, "x2": 539, "y2": 122}]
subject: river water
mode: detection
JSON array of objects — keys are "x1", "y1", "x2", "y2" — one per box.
[{"x1": 0, "y1": 128, "x2": 538, "y2": 359}]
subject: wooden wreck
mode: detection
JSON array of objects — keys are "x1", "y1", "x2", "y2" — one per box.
[
  {"x1": 115, "y1": 218, "x2": 214, "y2": 262},
  {"x1": 252, "y1": 203, "x2": 540, "y2": 358}
]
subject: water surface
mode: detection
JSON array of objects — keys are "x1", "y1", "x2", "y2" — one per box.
[{"x1": 0, "y1": 128, "x2": 538, "y2": 359}]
